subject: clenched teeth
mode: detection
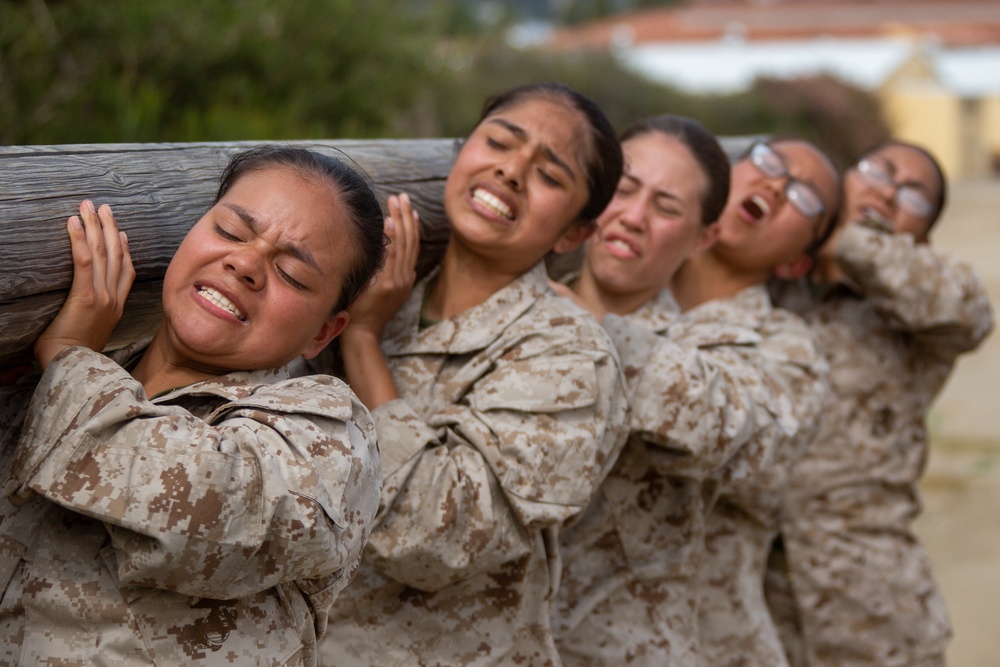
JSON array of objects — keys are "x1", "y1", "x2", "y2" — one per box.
[
  {"x1": 609, "y1": 238, "x2": 638, "y2": 256},
  {"x1": 198, "y1": 286, "x2": 246, "y2": 321},
  {"x1": 473, "y1": 189, "x2": 514, "y2": 220}
]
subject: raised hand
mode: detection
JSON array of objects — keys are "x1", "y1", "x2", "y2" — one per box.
[
  {"x1": 34, "y1": 200, "x2": 136, "y2": 370},
  {"x1": 338, "y1": 192, "x2": 421, "y2": 410},
  {"x1": 346, "y1": 192, "x2": 421, "y2": 338}
]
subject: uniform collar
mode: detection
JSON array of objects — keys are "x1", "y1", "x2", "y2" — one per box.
[
  {"x1": 671, "y1": 283, "x2": 771, "y2": 346},
  {"x1": 381, "y1": 262, "x2": 551, "y2": 355},
  {"x1": 106, "y1": 337, "x2": 290, "y2": 403},
  {"x1": 622, "y1": 287, "x2": 681, "y2": 334}
]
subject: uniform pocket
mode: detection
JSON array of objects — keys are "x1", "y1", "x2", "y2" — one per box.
[{"x1": 118, "y1": 569, "x2": 305, "y2": 666}]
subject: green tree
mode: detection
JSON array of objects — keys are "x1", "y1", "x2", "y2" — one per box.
[
  {"x1": 0, "y1": 0, "x2": 437, "y2": 143},
  {"x1": 397, "y1": 39, "x2": 888, "y2": 168},
  {"x1": 1, "y1": 0, "x2": 889, "y2": 160}
]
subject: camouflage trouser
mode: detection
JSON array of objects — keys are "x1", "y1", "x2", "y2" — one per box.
[{"x1": 763, "y1": 538, "x2": 947, "y2": 667}]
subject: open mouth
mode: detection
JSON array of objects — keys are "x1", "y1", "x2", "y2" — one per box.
[
  {"x1": 741, "y1": 195, "x2": 770, "y2": 223},
  {"x1": 472, "y1": 188, "x2": 514, "y2": 220},
  {"x1": 861, "y1": 206, "x2": 891, "y2": 226},
  {"x1": 197, "y1": 285, "x2": 246, "y2": 321}
]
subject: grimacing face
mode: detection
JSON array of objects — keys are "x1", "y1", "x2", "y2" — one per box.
[
  {"x1": 158, "y1": 166, "x2": 352, "y2": 373},
  {"x1": 842, "y1": 143, "x2": 941, "y2": 241},
  {"x1": 586, "y1": 131, "x2": 713, "y2": 299},
  {"x1": 442, "y1": 95, "x2": 593, "y2": 274},
  {"x1": 715, "y1": 140, "x2": 838, "y2": 277}
]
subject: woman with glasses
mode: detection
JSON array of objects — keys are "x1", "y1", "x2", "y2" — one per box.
[
  {"x1": 766, "y1": 140, "x2": 994, "y2": 667},
  {"x1": 549, "y1": 122, "x2": 830, "y2": 667},
  {"x1": 661, "y1": 138, "x2": 837, "y2": 667}
]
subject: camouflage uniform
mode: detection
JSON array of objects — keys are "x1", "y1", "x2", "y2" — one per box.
[
  {"x1": 318, "y1": 263, "x2": 630, "y2": 667},
  {"x1": 769, "y1": 219, "x2": 994, "y2": 667},
  {"x1": 0, "y1": 342, "x2": 381, "y2": 667},
  {"x1": 553, "y1": 285, "x2": 823, "y2": 667},
  {"x1": 695, "y1": 288, "x2": 827, "y2": 667}
]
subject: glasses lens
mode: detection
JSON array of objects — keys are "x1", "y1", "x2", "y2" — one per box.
[
  {"x1": 897, "y1": 186, "x2": 934, "y2": 219},
  {"x1": 856, "y1": 159, "x2": 893, "y2": 190},
  {"x1": 786, "y1": 183, "x2": 825, "y2": 220},
  {"x1": 751, "y1": 144, "x2": 785, "y2": 179}
]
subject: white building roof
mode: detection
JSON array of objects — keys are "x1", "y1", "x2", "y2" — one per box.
[
  {"x1": 620, "y1": 36, "x2": 1000, "y2": 97},
  {"x1": 933, "y1": 48, "x2": 1000, "y2": 97}
]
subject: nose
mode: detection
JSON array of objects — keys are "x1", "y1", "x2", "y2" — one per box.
[
  {"x1": 495, "y1": 148, "x2": 529, "y2": 191},
  {"x1": 761, "y1": 174, "x2": 789, "y2": 207},
  {"x1": 225, "y1": 243, "x2": 265, "y2": 290},
  {"x1": 875, "y1": 179, "x2": 899, "y2": 205},
  {"x1": 617, "y1": 196, "x2": 647, "y2": 232}
]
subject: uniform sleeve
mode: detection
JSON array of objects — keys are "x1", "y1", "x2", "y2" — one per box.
[
  {"x1": 714, "y1": 314, "x2": 828, "y2": 497},
  {"x1": 601, "y1": 313, "x2": 790, "y2": 483},
  {"x1": 836, "y1": 221, "x2": 994, "y2": 358},
  {"x1": 3, "y1": 346, "x2": 382, "y2": 601},
  {"x1": 365, "y1": 325, "x2": 629, "y2": 592}
]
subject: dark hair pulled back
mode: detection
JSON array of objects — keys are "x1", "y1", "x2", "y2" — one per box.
[
  {"x1": 477, "y1": 82, "x2": 622, "y2": 224},
  {"x1": 215, "y1": 145, "x2": 387, "y2": 313},
  {"x1": 620, "y1": 114, "x2": 731, "y2": 226}
]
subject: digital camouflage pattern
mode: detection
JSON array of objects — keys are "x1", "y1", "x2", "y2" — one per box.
[
  {"x1": 553, "y1": 285, "x2": 816, "y2": 667},
  {"x1": 694, "y1": 286, "x2": 827, "y2": 667},
  {"x1": 318, "y1": 263, "x2": 630, "y2": 667},
  {"x1": 0, "y1": 343, "x2": 381, "y2": 666},
  {"x1": 769, "y1": 220, "x2": 994, "y2": 667}
]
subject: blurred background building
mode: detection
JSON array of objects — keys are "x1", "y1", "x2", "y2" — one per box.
[{"x1": 539, "y1": 0, "x2": 1000, "y2": 180}]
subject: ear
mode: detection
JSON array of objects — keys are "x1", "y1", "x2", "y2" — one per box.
[
  {"x1": 300, "y1": 311, "x2": 350, "y2": 360},
  {"x1": 552, "y1": 221, "x2": 596, "y2": 254},
  {"x1": 693, "y1": 222, "x2": 720, "y2": 255},
  {"x1": 773, "y1": 254, "x2": 813, "y2": 280}
]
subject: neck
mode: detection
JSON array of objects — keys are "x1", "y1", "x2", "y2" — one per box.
[
  {"x1": 425, "y1": 244, "x2": 524, "y2": 321},
  {"x1": 131, "y1": 331, "x2": 220, "y2": 397},
  {"x1": 574, "y1": 263, "x2": 658, "y2": 317},
  {"x1": 812, "y1": 249, "x2": 843, "y2": 285},
  {"x1": 671, "y1": 250, "x2": 762, "y2": 311}
]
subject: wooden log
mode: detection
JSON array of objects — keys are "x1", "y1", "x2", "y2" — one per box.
[
  {"x1": 0, "y1": 136, "x2": 756, "y2": 365},
  {"x1": 0, "y1": 139, "x2": 457, "y2": 365}
]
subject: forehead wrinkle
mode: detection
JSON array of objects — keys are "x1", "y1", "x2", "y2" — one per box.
[
  {"x1": 488, "y1": 117, "x2": 579, "y2": 183},
  {"x1": 223, "y1": 203, "x2": 323, "y2": 274}
]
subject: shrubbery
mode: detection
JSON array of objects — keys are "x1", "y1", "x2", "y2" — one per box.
[{"x1": 1, "y1": 0, "x2": 889, "y2": 161}]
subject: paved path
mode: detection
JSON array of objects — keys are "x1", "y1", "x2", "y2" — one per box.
[{"x1": 914, "y1": 178, "x2": 1000, "y2": 667}]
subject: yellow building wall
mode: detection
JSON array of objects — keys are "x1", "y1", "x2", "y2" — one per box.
[
  {"x1": 881, "y1": 84, "x2": 1000, "y2": 180},
  {"x1": 880, "y1": 86, "x2": 962, "y2": 180},
  {"x1": 983, "y1": 97, "x2": 1000, "y2": 176}
]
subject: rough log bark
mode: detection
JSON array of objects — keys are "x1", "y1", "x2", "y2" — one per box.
[
  {"x1": 0, "y1": 139, "x2": 457, "y2": 364},
  {"x1": 0, "y1": 136, "x2": 755, "y2": 365}
]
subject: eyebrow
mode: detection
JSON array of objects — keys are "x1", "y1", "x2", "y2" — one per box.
[
  {"x1": 773, "y1": 146, "x2": 825, "y2": 193},
  {"x1": 621, "y1": 172, "x2": 684, "y2": 206},
  {"x1": 880, "y1": 158, "x2": 934, "y2": 194},
  {"x1": 223, "y1": 204, "x2": 323, "y2": 274},
  {"x1": 487, "y1": 118, "x2": 578, "y2": 183}
]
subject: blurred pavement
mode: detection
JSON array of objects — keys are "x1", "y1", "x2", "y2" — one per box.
[{"x1": 915, "y1": 178, "x2": 1000, "y2": 667}]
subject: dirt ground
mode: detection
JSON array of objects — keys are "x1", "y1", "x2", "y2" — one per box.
[{"x1": 911, "y1": 178, "x2": 1000, "y2": 667}]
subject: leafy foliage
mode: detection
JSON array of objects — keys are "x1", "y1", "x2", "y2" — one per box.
[
  {"x1": 1, "y1": 0, "x2": 888, "y2": 163},
  {"x1": 0, "y1": 0, "x2": 435, "y2": 143}
]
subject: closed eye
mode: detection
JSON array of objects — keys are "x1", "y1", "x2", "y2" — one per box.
[
  {"x1": 214, "y1": 224, "x2": 243, "y2": 242},
  {"x1": 276, "y1": 265, "x2": 307, "y2": 290},
  {"x1": 538, "y1": 169, "x2": 561, "y2": 187}
]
